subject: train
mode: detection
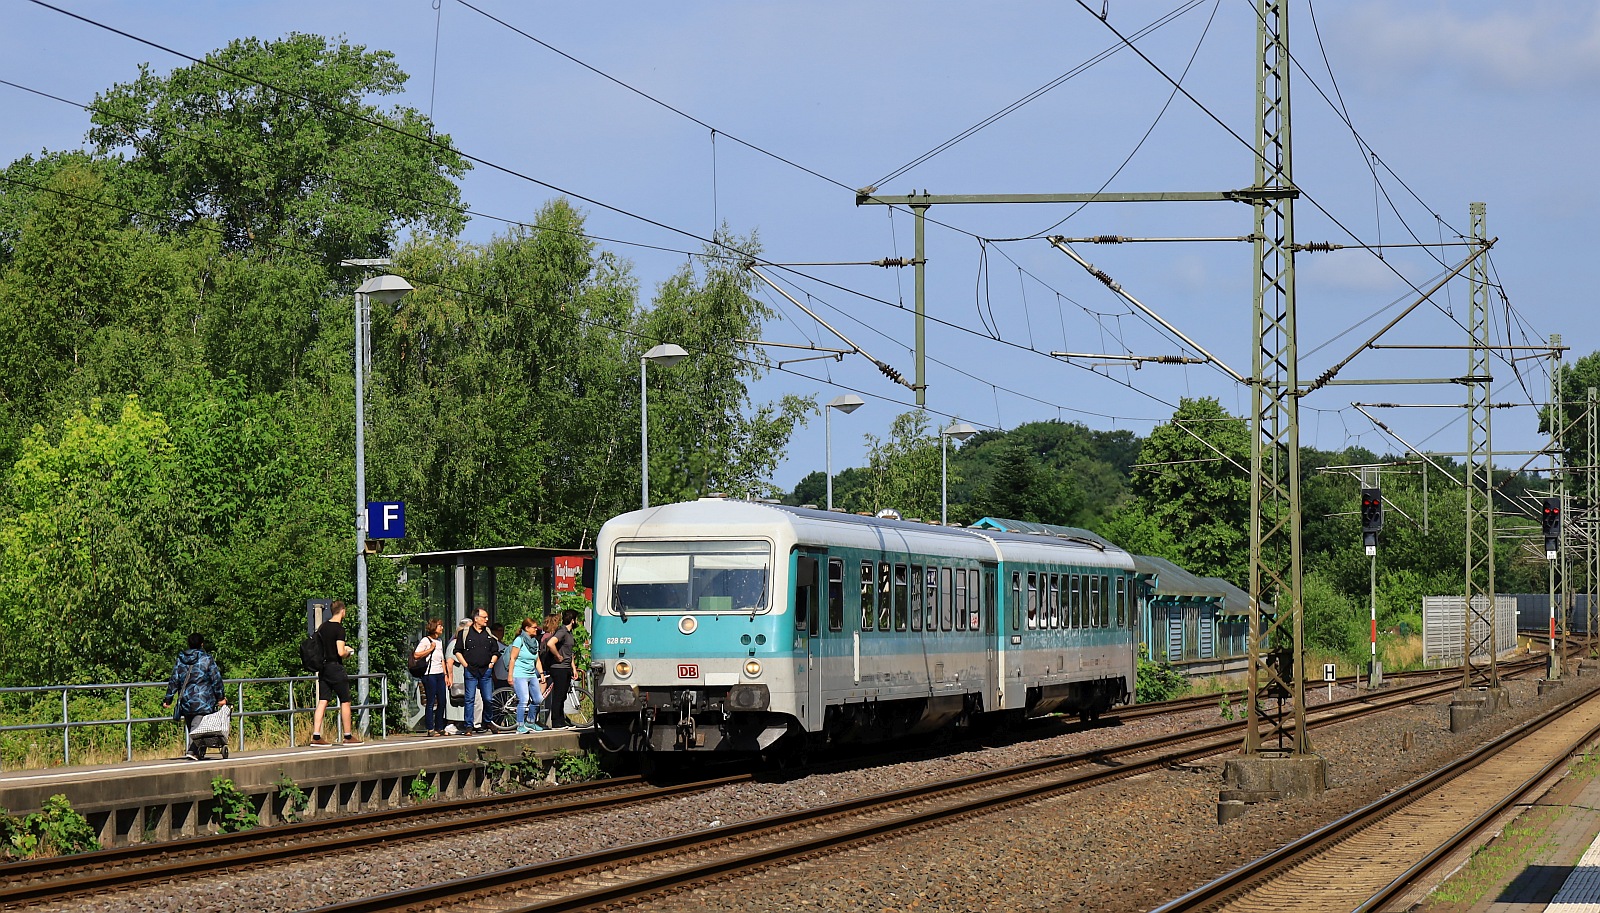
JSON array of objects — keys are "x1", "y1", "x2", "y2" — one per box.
[{"x1": 588, "y1": 496, "x2": 1140, "y2": 756}]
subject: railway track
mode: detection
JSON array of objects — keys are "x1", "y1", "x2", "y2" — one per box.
[
  {"x1": 1153, "y1": 681, "x2": 1600, "y2": 913},
  {"x1": 302, "y1": 675, "x2": 1479, "y2": 913},
  {"x1": 0, "y1": 657, "x2": 1544, "y2": 909}
]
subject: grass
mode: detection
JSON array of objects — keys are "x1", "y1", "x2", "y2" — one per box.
[{"x1": 0, "y1": 711, "x2": 381, "y2": 770}]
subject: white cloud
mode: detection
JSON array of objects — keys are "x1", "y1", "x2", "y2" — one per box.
[{"x1": 1339, "y1": 3, "x2": 1600, "y2": 92}]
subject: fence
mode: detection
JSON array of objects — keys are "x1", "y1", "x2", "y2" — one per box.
[{"x1": 0, "y1": 674, "x2": 390, "y2": 769}]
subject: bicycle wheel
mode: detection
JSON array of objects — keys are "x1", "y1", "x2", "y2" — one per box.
[
  {"x1": 563, "y1": 685, "x2": 593, "y2": 728},
  {"x1": 488, "y1": 686, "x2": 518, "y2": 731}
]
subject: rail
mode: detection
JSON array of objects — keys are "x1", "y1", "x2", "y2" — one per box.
[{"x1": 0, "y1": 674, "x2": 390, "y2": 768}]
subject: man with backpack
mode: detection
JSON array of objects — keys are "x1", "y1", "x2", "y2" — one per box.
[
  {"x1": 309, "y1": 601, "x2": 363, "y2": 746},
  {"x1": 454, "y1": 607, "x2": 502, "y2": 734}
]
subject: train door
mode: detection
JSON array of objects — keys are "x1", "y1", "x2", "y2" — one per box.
[
  {"x1": 982, "y1": 565, "x2": 998, "y2": 711},
  {"x1": 794, "y1": 551, "x2": 825, "y2": 733}
]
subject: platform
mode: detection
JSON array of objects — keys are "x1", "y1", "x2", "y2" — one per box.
[{"x1": 0, "y1": 728, "x2": 587, "y2": 847}]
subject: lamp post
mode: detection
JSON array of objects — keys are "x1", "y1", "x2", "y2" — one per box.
[
  {"x1": 940, "y1": 420, "x2": 977, "y2": 526},
  {"x1": 353, "y1": 272, "x2": 412, "y2": 731},
  {"x1": 825, "y1": 394, "x2": 865, "y2": 510},
  {"x1": 641, "y1": 343, "x2": 688, "y2": 509}
]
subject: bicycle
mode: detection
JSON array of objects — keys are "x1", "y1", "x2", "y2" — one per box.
[{"x1": 489, "y1": 674, "x2": 593, "y2": 731}]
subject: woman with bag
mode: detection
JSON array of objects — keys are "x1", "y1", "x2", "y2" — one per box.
[
  {"x1": 413, "y1": 619, "x2": 447, "y2": 737},
  {"x1": 161, "y1": 633, "x2": 224, "y2": 761},
  {"x1": 506, "y1": 618, "x2": 546, "y2": 734}
]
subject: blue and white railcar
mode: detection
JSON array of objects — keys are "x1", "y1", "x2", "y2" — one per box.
[{"x1": 589, "y1": 497, "x2": 1138, "y2": 754}]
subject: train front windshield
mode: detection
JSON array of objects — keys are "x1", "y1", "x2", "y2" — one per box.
[{"x1": 612, "y1": 539, "x2": 771, "y2": 614}]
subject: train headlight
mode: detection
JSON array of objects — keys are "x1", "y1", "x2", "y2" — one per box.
[
  {"x1": 744, "y1": 660, "x2": 762, "y2": 678},
  {"x1": 613, "y1": 660, "x2": 632, "y2": 679},
  {"x1": 678, "y1": 616, "x2": 698, "y2": 635}
]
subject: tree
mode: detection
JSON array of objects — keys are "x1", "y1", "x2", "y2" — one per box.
[
  {"x1": 1129, "y1": 398, "x2": 1251, "y2": 586},
  {"x1": 87, "y1": 33, "x2": 469, "y2": 264},
  {"x1": 851, "y1": 411, "x2": 942, "y2": 521}
]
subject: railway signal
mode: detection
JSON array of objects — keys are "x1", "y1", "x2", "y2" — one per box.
[
  {"x1": 1542, "y1": 497, "x2": 1561, "y2": 559},
  {"x1": 1360, "y1": 488, "x2": 1382, "y2": 555}
]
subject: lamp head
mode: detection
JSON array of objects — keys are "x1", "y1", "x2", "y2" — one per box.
[
  {"x1": 357, "y1": 274, "x2": 413, "y2": 306},
  {"x1": 826, "y1": 394, "x2": 865, "y2": 414},
  {"x1": 942, "y1": 420, "x2": 977, "y2": 443},
  {"x1": 643, "y1": 343, "x2": 689, "y2": 368}
]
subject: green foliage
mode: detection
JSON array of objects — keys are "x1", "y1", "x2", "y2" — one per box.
[
  {"x1": 1302, "y1": 572, "x2": 1366, "y2": 658},
  {"x1": 549, "y1": 748, "x2": 606, "y2": 784},
  {"x1": 210, "y1": 777, "x2": 258, "y2": 833},
  {"x1": 847, "y1": 410, "x2": 941, "y2": 520},
  {"x1": 87, "y1": 33, "x2": 469, "y2": 264},
  {"x1": 275, "y1": 773, "x2": 309, "y2": 824},
  {"x1": 1136, "y1": 653, "x2": 1189, "y2": 703},
  {"x1": 407, "y1": 769, "x2": 438, "y2": 803},
  {"x1": 0, "y1": 795, "x2": 101, "y2": 858}
]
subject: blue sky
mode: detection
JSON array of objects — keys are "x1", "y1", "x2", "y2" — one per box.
[{"x1": 4, "y1": 1, "x2": 1596, "y2": 492}]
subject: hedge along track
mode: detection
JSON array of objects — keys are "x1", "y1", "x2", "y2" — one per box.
[
  {"x1": 310, "y1": 675, "x2": 1486, "y2": 913},
  {"x1": 1152, "y1": 680, "x2": 1600, "y2": 913},
  {"x1": 0, "y1": 657, "x2": 1542, "y2": 909}
]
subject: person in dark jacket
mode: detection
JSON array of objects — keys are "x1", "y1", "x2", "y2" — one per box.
[
  {"x1": 453, "y1": 608, "x2": 501, "y2": 734},
  {"x1": 162, "y1": 633, "x2": 224, "y2": 760}
]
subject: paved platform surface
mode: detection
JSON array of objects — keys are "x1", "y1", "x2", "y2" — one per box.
[{"x1": 1451, "y1": 766, "x2": 1600, "y2": 913}]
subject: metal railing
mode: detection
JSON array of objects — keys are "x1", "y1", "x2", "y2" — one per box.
[{"x1": 0, "y1": 674, "x2": 389, "y2": 768}]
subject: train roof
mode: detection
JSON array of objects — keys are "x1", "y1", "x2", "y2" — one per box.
[{"x1": 599, "y1": 498, "x2": 1134, "y2": 569}]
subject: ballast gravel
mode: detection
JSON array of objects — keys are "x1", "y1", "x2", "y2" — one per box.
[{"x1": 51, "y1": 670, "x2": 1597, "y2": 913}]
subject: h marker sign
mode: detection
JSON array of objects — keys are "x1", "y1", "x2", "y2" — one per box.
[{"x1": 366, "y1": 501, "x2": 405, "y2": 539}]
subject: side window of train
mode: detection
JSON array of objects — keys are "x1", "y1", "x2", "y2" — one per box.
[
  {"x1": 877, "y1": 561, "x2": 892, "y2": 631},
  {"x1": 1026, "y1": 572, "x2": 1039, "y2": 629},
  {"x1": 968, "y1": 569, "x2": 981, "y2": 632},
  {"x1": 1068, "y1": 574, "x2": 1079, "y2": 629},
  {"x1": 1100, "y1": 575, "x2": 1111, "y2": 627},
  {"x1": 1080, "y1": 574, "x2": 1092, "y2": 628},
  {"x1": 1116, "y1": 575, "x2": 1127, "y2": 628},
  {"x1": 954, "y1": 567, "x2": 968, "y2": 631},
  {"x1": 972, "y1": 572, "x2": 985, "y2": 636},
  {"x1": 940, "y1": 566, "x2": 955, "y2": 631},
  {"x1": 893, "y1": 564, "x2": 909, "y2": 632},
  {"x1": 795, "y1": 555, "x2": 817, "y2": 631},
  {"x1": 860, "y1": 562, "x2": 874, "y2": 631},
  {"x1": 924, "y1": 567, "x2": 939, "y2": 631},
  {"x1": 828, "y1": 559, "x2": 844, "y2": 632},
  {"x1": 1088, "y1": 574, "x2": 1100, "y2": 629},
  {"x1": 909, "y1": 564, "x2": 923, "y2": 632},
  {"x1": 1010, "y1": 572, "x2": 1022, "y2": 631}
]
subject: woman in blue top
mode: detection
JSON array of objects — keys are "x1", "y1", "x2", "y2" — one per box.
[{"x1": 506, "y1": 618, "x2": 546, "y2": 733}]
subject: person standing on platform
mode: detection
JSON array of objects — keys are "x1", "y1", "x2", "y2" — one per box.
[
  {"x1": 453, "y1": 608, "x2": 501, "y2": 734},
  {"x1": 310, "y1": 600, "x2": 363, "y2": 745},
  {"x1": 507, "y1": 618, "x2": 546, "y2": 734},
  {"x1": 544, "y1": 609, "x2": 579, "y2": 729},
  {"x1": 414, "y1": 618, "x2": 447, "y2": 737},
  {"x1": 162, "y1": 633, "x2": 223, "y2": 760}
]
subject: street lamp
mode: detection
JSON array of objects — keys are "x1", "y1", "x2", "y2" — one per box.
[
  {"x1": 641, "y1": 343, "x2": 688, "y2": 509},
  {"x1": 940, "y1": 420, "x2": 977, "y2": 526},
  {"x1": 824, "y1": 395, "x2": 864, "y2": 510},
  {"x1": 353, "y1": 272, "x2": 411, "y2": 731}
]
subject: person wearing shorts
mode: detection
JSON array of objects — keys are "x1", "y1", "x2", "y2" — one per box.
[{"x1": 310, "y1": 601, "x2": 363, "y2": 746}]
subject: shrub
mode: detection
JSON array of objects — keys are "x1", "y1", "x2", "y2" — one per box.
[
  {"x1": 1136, "y1": 653, "x2": 1189, "y2": 703},
  {"x1": 210, "y1": 778, "x2": 258, "y2": 833},
  {"x1": 0, "y1": 795, "x2": 100, "y2": 858}
]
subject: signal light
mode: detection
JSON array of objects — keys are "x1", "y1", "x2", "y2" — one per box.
[
  {"x1": 1360, "y1": 488, "x2": 1383, "y2": 534},
  {"x1": 1542, "y1": 497, "x2": 1561, "y2": 557}
]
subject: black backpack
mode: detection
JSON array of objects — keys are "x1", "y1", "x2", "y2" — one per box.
[
  {"x1": 407, "y1": 638, "x2": 431, "y2": 678},
  {"x1": 299, "y1": 632, "x2": 324, "y2": 674}
]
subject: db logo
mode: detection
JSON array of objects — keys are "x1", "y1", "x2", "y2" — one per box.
[{"x1": 677, "y1": 664, "x2": 699, "y2": 678}]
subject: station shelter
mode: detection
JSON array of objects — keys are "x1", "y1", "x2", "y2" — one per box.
[{"x1": 384, "y1": 546, "x2": 594, "y2": 729}]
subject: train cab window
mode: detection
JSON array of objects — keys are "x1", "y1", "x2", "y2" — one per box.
[
  {"x1": 1116, "y1": 575, "x2": 1127, "y2": 628},
  {"x1": 1081, "y1": 574, "x2": 1093, "y2": 628},
  {"x1": 972, "y1": 572, "x2": 985, "y2": 636},
  {"x1": 877, "y1": 562, "x2": 892, "y2": 631},
  {"x1": 909, "y1": 564, "x2": 923, "y2": 631},
  {"x1": 828, "y1": 559, "x2": 845, "y2": 632},
  {"x1": 613, "y1": 539, "x2": 771, "y2": 614},
  {"x1": 859, "y1": 562, "x2": 874, "y2": 631},
  {"x1": 1010, "y1": 572, "x2": 1022, "y2": 631},
  {"x1": 924, "y1": 567, "x2": 939, "y2": 631},
  {"x1": 1026, "y1": 572, "x2": 1039, "y2": 629},
  {"x1": 794, "y1": 555, "x2": 818, "y2": 632},
  {"x1": 893, "y1": 564, "x2": 909, "y2": 631}
]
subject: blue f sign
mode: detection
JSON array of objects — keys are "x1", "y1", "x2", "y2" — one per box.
[{"x1": 366, "y1": 501, "x2": 405, "y2": 539}]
